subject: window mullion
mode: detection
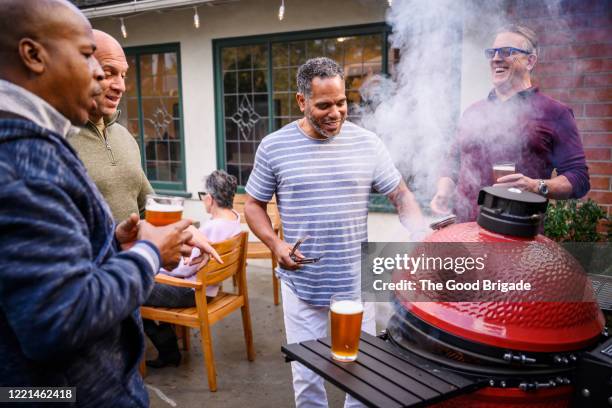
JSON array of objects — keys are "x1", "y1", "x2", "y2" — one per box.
[{"x1": 267, "y1": 40, "x2": 274, "y2": 137}]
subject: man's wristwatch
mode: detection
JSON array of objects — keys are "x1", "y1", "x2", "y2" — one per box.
[{"x1": 537, "y1": 179, "x2": 549, "y2": 196}]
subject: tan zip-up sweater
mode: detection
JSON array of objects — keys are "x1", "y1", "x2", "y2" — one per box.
[{"x1": 68, "y1": 111, "x2": 153, "y2": 222}]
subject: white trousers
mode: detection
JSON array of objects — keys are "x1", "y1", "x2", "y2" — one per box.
[{"x1": 281, "y1": 282, "x2": 376, "y2": 408}]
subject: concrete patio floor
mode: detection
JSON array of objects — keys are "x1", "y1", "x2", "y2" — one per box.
[{"x1": 144, "y1": 261, "x2": 351, "y2": 408}]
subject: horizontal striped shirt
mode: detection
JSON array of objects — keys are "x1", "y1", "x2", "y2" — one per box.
[{"x1": 246, "y1": 120, "x2": 401, "y2": 306}]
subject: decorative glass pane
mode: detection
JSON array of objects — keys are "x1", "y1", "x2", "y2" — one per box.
[
  {"x1": 289, "y1": 41, "x2": 306, "y2": 66},
  {"x1": 238, "y1": 71, "x2": 252, "y2": 93},
  {"x1": 343, "y1": 37, "x2": 362, "y2": 67},
  {"x1": 273, "y1": 68, "x2": 289, "y2": 92},
  {"x1": 289, "y1": 96, "x2": 301, "y2": 117},
  {"x1": 253, "y1": 70, "x2": 267, "y2": 93},
  {"x1": 127, "y1": 119, "x2": 140, "y2": 137},
  {"x1": 162, "y1": 53, "x2": 178, "y2": 75},
  {"x1": 223, "y1": 72, "x2": 237, "y2": 94},
  {"x1": 325, "y1": 38, "x2": 343, "y2": 62},
  {"x1": 142, "y1": 99, "x2": 179, "y2": 131},
  {"x1": 288, "y1": 67, "x2": 298, "y2": 92},
  {"x1": 170, "y1": 162, "x2": 181, "y2": 182},
  {"x1": 272, "y1": 43, "x2": 289, "y2": 67},
  {"x1": 274, "y1": 117, "x2": 292, "y2": 130},
  {"x1": 170, "y1": 139, "x2": 181, "y2": 161},
  {"x1": 222, "y1": 43, "x2": 271, "y2": 183},
  {"x1": 140, "y1": 54, "x2": 153, "y2": 76},
  {"x1": 139, "y1": 53, "x2": 176, "y2": 77},
  {"x1": 226, "y1": 142, "x2": 239, "y2": 164},
  {"x1": 229, "y1": 95, "x2": 262, "y2": 141},
  {"x1": 254, "y1": 94, "x2": 268, "y2": 116},
  {"x1": 252, "y1": 44, "x2": 268, "y2": 69},
  {"x1": 125, "y1": 97, "x2": 138, "y2": 119},
  {"x1": 139, "y1": 76, "x2": 177, "y2": 97},
  {"x1": 123, "y1": 48, "x2": 184, "y2": 188},
  {"x1": 273, "y1": 92, "x2": 290, "y2": 117},
  {"x1": 346, "y1": 90, "x2": 361, "y2": 105},
  {"x1": 220, "y1": 31, "x2": 386, "y2": 187},
  {"x1": 239, "y1": 142, "x2": 256, "y2": 165},
  {"x1": 306, "y1": 39, "x2": 324, "y2": 59},
  {"x1": 237, "y1": 46, "x2": 251, "y2": 69},
  {"x1": 239, "y1": 165, "x2": 252, "y2": 186},
  {"x1": 225, "y1": 119, "x2": 239, "y2": 141},
  {"x1": 146, "y1": 161, "x2": 157, "y2": 180},
  {"x1": 224, "y1": 95, "x2": 237, "y2": 118},
  {"x1": 222, "y1": 47, "x2": 237, "y2": 71},
  {"x1": 363, "y1": 34, "x2": 383, "y2": 78},
  {"x1": 254, "y1": 119, "x2": 268, "y2": 141},
  {"x1": 227, "y1": 164, "x2": 240, "y2": 184},
  {"x1": 345, "y1": 74, "x2": 360, "y2": 91},
  {"x1": 156, "y1": 160, "x2": 171, "y2": 182}
]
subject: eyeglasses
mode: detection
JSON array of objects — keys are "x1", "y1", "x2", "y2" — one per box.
[
  {"x1": 198, "y1": 191, "x2": 208, "y2": 201},
  {"x1": 484, "y1": 47, "x2": 531, "y2": 59}
]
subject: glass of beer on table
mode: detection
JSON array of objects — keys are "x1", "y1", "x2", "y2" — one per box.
[
  {"x1": 145, "y1": 194, "x2": 184, "y2": 226},
  {"x1": 330, "y1": 293, "x2": 364, "y2": 362},
  {"x1": 492, "y1": 162, "x2": 516, "y2": 183}
]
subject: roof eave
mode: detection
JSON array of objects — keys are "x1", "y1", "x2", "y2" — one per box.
[{"x1": 82, "y1": 0, "x2": 221, "y2": 19}]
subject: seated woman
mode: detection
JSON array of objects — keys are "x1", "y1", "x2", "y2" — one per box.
[{"x1": 143, "y1": 170, "x2": 241, "y2": 368}]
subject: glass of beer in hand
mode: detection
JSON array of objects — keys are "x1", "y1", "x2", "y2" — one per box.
[
  {"x1": 492, "y1": 162, "x2": 516, "y2": 183},
  {"x1": 330, "y1": 293, "x2": 364, "y2": 362},
  {"x1": 145, "y1": 194, "x2": 184, "y2": 226}
]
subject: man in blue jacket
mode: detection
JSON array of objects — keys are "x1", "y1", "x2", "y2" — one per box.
[{"x1": 0, "y1": 1, "x2": 211, "y2": 406}]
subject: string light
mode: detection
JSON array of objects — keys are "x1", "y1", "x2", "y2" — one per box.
[
  {"x1": 120, "y1": 17, "x2": 127, "y2": 38},
  {"x1": 278, "y1": 0, "x2": 285, "y2": 21},
  {"x1": 193, "y1": 7, "x2": 200, "y2": 28}
]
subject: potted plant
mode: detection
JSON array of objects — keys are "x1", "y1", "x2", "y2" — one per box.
[
  {"x1": 544, "y1": 199, "x2": 609, "y2": 243},
  {"x1": 545, "y1": 199, "x2": 611, "y2": 326}
]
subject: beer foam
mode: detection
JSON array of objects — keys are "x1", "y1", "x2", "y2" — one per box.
[
  {"x1": 493, "y1": 165, "x2": 515, "y2": 171},
  {"x1": 331, "y1": 300, "x2": 363, "y2": 314},
  {"x1": 146, "y1": 202, "x2": 183, "y2": 212}
]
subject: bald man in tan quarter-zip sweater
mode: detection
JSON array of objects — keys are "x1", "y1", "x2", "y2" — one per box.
[{"x1": 69, "y1": 29, "x2": 153, "y2": 222}]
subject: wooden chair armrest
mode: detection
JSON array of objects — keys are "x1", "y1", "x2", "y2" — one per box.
[{"x1": 154, "y1": 274, "x2": 203, "y2": 289}]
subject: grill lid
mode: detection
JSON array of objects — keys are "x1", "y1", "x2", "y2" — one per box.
[{"x1": 477, "y1": 186, "x2": 547, "y2": 237}]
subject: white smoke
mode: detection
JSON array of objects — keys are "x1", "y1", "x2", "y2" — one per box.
[{"x1": 357, "y1": 0, "x2": 566, "y2": 212}]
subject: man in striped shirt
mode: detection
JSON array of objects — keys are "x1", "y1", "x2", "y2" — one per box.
[{"x1": 245, "y1": 57, "x2": 425, "y2": 407}]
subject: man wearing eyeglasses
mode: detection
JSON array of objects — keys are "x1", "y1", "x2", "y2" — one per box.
[{"x1": 431, "y1": 25, "x2": 589, "y2": 222}]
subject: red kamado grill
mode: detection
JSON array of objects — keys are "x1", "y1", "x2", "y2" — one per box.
[{"x1": 387, "y1": 187, "x2": 611, "y2": 407}]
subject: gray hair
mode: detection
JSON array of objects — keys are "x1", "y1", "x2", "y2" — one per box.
[
  {"x1": 204, "y1": 170, "x2": 237, "y2": 209},
  {"x1": 296, "y1": 57, "x2": 344, "y2": 98},
  {"x1": 497, "y1": 24, "x2": 538, "y2": 56}
]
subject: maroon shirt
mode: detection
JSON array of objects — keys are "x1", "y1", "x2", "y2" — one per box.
[{"x1": 445, "y1": 87, "x2": 589, "y2": 222}]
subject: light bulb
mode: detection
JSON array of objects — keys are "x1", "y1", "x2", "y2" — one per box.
[
  {"x1": 193, "y1": 7, "x2": 200, "y2": 28},
  {"x1": 278, "y1": 1, "x2": 285, "y2": 21},
  {"x1": 120, "y1": 18, "x2": 127, "y2": 38},
  {"x1": 388, "y1": 0, "x2": 392, "y2": 6}
]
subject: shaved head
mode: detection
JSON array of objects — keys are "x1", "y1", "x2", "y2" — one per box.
[
  {"x1": 93, "y1": 29, "x2": 124, "y2": 57},
  {"x1": 0, "y1": 0, "x2": 89, "y2": 71},
  {"x1": 0, "y1": 0, "x2": 104, "y2": 125},
  {"x1": 89, "y1": 30, "x2": 129, "y2": 121}
]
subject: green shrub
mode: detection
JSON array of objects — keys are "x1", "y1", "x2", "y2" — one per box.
[{"x1": 544, "y1": 199, "x2": 609, "y2": 242}]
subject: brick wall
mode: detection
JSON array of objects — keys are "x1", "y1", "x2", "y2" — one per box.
[{"x1": 508, "y1": 0, "x2": 612, "y2": 216}]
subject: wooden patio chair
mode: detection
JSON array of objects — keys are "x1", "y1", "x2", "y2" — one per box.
[
  {"x1": 233, "y1": 193, "x2": 282, "y2": 305},
  {"x1": 140, "y1": 231, "x2": 254, "y2": 391}
]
